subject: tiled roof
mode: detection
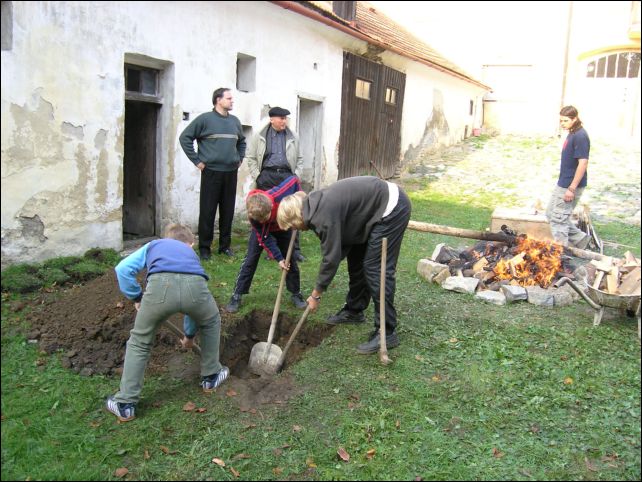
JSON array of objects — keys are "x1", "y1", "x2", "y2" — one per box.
[{"x1": 295, "y1": 1, "x2": 488, "y2": 89}]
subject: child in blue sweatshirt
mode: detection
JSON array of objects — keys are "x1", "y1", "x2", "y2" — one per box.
[{"x1": 106, "y1": 224, "x2": 228, "y2": 422}]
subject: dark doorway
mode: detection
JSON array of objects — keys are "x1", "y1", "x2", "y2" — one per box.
[
  {"x1": 339, "y1": 52, "x2": 406, "y2": 179},
  {"x1": 123, "y1": 100, "x2": 159, "y2": 238}
]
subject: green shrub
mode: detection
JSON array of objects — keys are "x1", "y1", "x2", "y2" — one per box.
[
  {"x1": 83, "y1": 247, "x2": 121, "y2": 266},
  {"x1": 1, "y1": 264, "x2": 43, "y2": 293},
  {"x1": 42, "y1": 256, "x2": 82, "y2": 270},
  {"x1": 36, "y1": 266, "x2": 70, "y2": 286},
  {"x1": 64, "y1": 260, "x2": 107, "y2": 282}
]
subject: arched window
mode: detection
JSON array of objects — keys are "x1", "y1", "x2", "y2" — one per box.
[{"x1": 586, "y1": 52, "x2": 640, "y2": 78}]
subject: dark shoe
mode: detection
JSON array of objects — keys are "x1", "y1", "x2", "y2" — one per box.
[
  {"x1": 326, "y1": 308, "x2": 365, "y2": 325},
  {"x1": 199, "y1": 248, "x2": 211, "y2": 261},
  {"x1": 356, "y1": 331, "x2": 399, "y2": 354},
  {"x1": 105, "y1": 396, "x2": 136, "y2": 422},
  {"x1": 226, "y1": 294, "x2": 242, "y2": 313},
  {"x1": 291, "y1": 292, "x2": 307, "y2": 309},
  {"x1": 219, "y1": 248, "x2": 235, "y2": 257},
  {"x1": 201, "y1": 366, "x2": 230, "y2": 393},
  {"x1": 294, "y1": 251, "x2": 306, "y2": 263}
]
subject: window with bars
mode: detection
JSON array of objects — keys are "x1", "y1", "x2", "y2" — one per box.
[
  {"x1": 125, "y1": 65, "x2": 159, "y2": 95},
  {"x1": 385, "y1": 87, "x2": 397, "y2": 105},
  {"x1": 586, "y1": 52, "x2": 640, "y2": 78}
]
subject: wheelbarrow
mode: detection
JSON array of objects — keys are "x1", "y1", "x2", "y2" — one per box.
[{"x1": 556, "y1": 277, "x2": 641, "y2": 339}]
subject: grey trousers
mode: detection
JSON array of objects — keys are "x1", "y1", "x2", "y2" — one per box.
[
  {"x1": 546, "y1": 185, "x2": 589, "y2": 247},
  {"x1": 114, "y1": 273, "x2": 223, "y2": 404}
]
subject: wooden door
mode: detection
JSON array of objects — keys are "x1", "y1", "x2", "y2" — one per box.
[{"x1": 339, "y1": 52, "x2": 406, "y2": 179}]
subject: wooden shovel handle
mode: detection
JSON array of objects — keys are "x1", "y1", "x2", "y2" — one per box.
[
  {"x1": 264, "y1": 230, "x2": 298, "y2": 355},
  {"x1": 275, "y1": 305, "x2": 312, "y2": 372},
  {"x1": 379, "y1": 237, "x2": 392, "y2": 365}
]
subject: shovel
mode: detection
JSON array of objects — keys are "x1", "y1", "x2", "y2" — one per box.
[
  {"x1": 267, "y1": 304, "x2": 312, "y2": 375},
  {"x1": 247, "y1": 230, "x2": 297, "y2": 376}
]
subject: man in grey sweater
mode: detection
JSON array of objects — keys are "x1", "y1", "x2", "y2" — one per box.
[
  {"x1": 179, "y1": 87, "x2": 246, "y2": 260},
  {"x1": 276, "y1": 176, "x2": 411, "y2": 354}
]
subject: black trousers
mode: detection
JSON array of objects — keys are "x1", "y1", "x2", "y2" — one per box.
[
  {"x1": 233, "y1": 229, "x2": 300, "y2": 295},
  {"x1": 343, "y1": 189, "x2": 412, "y2": 335},
  {"x1": 199, "y1": 169, "x2": 237, "y2": 253}
]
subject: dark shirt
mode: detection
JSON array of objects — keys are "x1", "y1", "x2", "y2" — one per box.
[
  {"x1": 558, "y1": 127, "x2": 589, "y2": 188},
  {"x1": 263, "y1": 127, "x2": 288, "y2": 169},
  {"x1": 303, "y1": 176, "x2": 390, "y2": 291}
]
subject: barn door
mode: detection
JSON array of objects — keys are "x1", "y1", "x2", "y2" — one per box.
[{"x1": 339, "y1": 52, "x2": 405, "y2": 179}]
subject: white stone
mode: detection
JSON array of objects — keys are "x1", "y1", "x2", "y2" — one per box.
[
  {"x1": 475, "y1": 290, "x2": 507, "y2": 305},
  {"x1": 442, "y1": 276, "x2": 479, "y2": 294}
]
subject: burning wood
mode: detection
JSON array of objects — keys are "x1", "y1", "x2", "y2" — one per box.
[
  {"x1": 410, "y1": 220, "x2": 640, "y2": 306},
  {"x1": 433, "y1": 236, "x2": 570, "y2": 290}
]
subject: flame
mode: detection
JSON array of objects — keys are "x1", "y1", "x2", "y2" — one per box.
[{"x1": 493, "y1": 237, "x2": 563, "y2": 288}]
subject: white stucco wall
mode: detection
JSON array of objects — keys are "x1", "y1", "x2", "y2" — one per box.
[{"x1": 2, "y1": 0, "x2": 490, "y2": 267}]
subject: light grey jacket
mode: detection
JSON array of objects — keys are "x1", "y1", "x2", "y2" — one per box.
[{"x1": 246, "y1": 124, "x2": 303, "y2": 184}]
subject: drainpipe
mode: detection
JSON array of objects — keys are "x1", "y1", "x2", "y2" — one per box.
[{"x1": 270, "y1": 0, "x2": 489, "y2": 90}]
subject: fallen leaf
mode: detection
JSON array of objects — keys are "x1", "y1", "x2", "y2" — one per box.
[
  {"x1": 366, "y1": 448, "x2": 376, "y2": 459},
  {"x1": 195, "y1": 407, "x2": 207, "y2": 413},
  {"x1": 348, "y1": 393, "x2": 360, "y2": 401},
  {"x1": 306, "y1": 457, "x2": 317, "y2": 468},
  {"x1": 114, "y1": 467, "x2": 129, "y2": 478},
  {"x1": 337, "y1": 447, "x2": 350, "y2": 462},
  {"x1": 292, "y1": 425, "x2": 302, "y2": 432},
  {"x1": 232, "y1": 453, "x2": 251, "y2": 461},
  {"x1": 449, "y1": 337, "x2": 458, "y2": 343},
  {"x1": 89, "y1": 421, "x2": 101, "y2": 428},
  {"x1": 273, "y1": 448, "x2": 283, "y2": 457},
  {"x1": 230, "y1": 467, "x2": 240, "y2": 477},
  {"x1": 160, "y1": 445, "x2": 177, "y2": 455},
  {"x1": 530, "y1": 424, "x2": 541, "y2": 434},
  {"x1": 415, "y1": 354, "x2": 424, "y2": 361},
  {"x1": 144, "y1": 449, "x2": 150, "y2": 460},
  {"x1": 563, "y1": 377, "x2": 574, "y2": 385},
  {"x1": 584, "y1": 457, "x2": 597, "y2": 472},
  {"x1": 182, "y1": 401, "x2": 196, "y2": 412},
  {"x1": 212, "y1": 457, "x2": 226, "y2": 467},
  {"x1": 492, "y1": 447, "x2": 504, "y2": 458},
  {"x1": 431, "y1": 375, "x2": 441, "y2": 382},
  {"x1": 116, "y1": 302, "x2": 124, "y2": 308},
  {"x1": 243, "y1": 423, "x2": 257, "y2": 430},
  {"x1": 560, "y1": 355, "x2": 568, "y2": 361},
  {"x1": 601, "y1": 453, "x2": 619, "y2": 462},
  {"x1": 518, "y1": 469, "x2": 532, "y2": 478},
  {"x1": 395, "y1": 420, "x2": 401, "y2": 429},
  {"x1": 273, "y1": 467, "x2": 283, "y2": 475},
  {"x1": 281, "y1": 444, "x2": 291, "y2": 449},
  {"x1": 226, "y1": 389, "x2": 238, "y2": 397}
]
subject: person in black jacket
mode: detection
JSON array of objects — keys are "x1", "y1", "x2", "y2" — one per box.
[{"x1": 276, "y1": 176, "x2": 411, "y2": 354}]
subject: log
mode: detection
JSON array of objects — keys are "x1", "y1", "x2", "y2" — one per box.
[
  {"x1": 407, "y1": 220, "x2": 613, "y2": 262},
  {"x1": 407, "y1": 220, "x2": 513, "y2": 243}
]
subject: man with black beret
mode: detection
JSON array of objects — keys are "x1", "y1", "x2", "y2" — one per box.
[{"x1": 246, "y1": 106, "x2": 306, "y2": 262}]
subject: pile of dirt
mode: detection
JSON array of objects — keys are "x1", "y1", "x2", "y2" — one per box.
[{"x1": 22, "y1": 271, "x2": 334, "y2": 407}]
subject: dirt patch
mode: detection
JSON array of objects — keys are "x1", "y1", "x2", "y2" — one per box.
[{"x1": 22, "y1": 271, "x2": 334, "y2": 408}]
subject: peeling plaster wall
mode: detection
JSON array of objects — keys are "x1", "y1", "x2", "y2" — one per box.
[
  {"x1": 1, "y1": 1, "x2": 343, "y2": 268},
  {"x1": 1, "y1": 0, "x2": 486, "y2": 268},
  {"x1": 378, "y1": 53, "x2": 487, "y2": 163}
]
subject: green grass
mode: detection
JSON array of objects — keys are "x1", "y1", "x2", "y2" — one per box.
[{"x1": 2, "y1": 187, "x2": 640, "y2": 480}]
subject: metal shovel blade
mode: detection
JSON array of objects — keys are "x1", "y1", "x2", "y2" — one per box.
[{"x1": 247, "y1": 341, "x2": 283, "y2": 376}]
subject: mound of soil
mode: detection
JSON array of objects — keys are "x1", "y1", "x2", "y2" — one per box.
[{"x1": 22, "y1": 271, "x2": 334, "y2": 408}]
